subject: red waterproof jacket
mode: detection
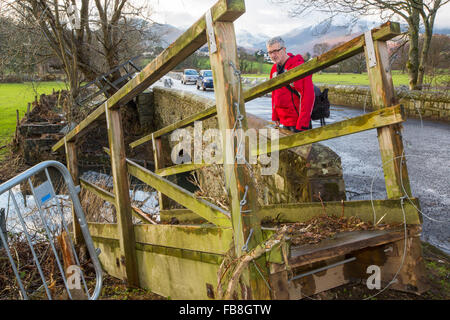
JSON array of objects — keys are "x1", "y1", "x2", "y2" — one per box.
[{"x1": 270, "y1": 53, "x2": 315, "y2": 130}]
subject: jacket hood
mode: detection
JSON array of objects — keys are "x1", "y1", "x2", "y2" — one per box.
[{"x1": 286, "y1": 53, "x2": 304, "y2": 66}]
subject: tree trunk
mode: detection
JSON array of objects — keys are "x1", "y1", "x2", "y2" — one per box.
[
  {"x1": 406, "y1": 11, "x2": 420, "y2": 90},
  {"x1": 417, "y1": 2, "x2": 439, "y2": 89}
]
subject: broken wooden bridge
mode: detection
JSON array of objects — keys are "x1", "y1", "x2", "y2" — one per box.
[{"x1": 51, "y1": 0, "x2": 428, "y2": 299}]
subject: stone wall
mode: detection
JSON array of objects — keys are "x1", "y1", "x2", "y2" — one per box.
[
  {"x1": 316, "y1": 84, "x2": 450, "y2": 122},
  {"x1": 137, "y1": 87, "x2": 346, "y2": 209}
]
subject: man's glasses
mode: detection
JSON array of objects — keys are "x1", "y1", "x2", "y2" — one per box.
[{"x1": 268, "y1": 47, "x2": 284, "y2": 55}]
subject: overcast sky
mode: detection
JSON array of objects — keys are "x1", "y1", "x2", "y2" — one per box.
[{"x1": 147, "y1": 0, "x2": 450, "y2": 37}]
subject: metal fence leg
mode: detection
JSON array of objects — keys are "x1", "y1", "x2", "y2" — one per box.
[{"x1": 0, "y1": 208, "x2": 6, "y2": 249}]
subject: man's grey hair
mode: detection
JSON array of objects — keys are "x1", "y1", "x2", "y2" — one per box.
[{"x1": 266, "y1": 37, "x2": 285, "y2": 48}]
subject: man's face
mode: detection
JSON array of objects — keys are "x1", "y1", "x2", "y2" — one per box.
[{"x1": 267, "y1": 43, "x2": 288, "y2": 66}]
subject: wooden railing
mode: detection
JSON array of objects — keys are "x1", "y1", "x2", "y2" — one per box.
[{"x1": 53, "y1": 0, "x2": 416, "y2": 298}]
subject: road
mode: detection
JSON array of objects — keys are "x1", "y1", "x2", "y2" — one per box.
[{"x1": 156, "y1": 78, "x2": 450, "y2": 254}]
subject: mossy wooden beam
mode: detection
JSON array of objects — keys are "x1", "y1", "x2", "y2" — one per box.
[
  {"x1": 88, "y1": 223, "x2": 233, "y2": 254},
  {"x1": 252, "y1": 104, "x2": 404, "y2": 156},
  {"x1": 156, "y1": 161, "x2": 222, "y2": 177},
  {"x1": 106, "y1": 107, "x2": 139, "y2": 287},
  {"x1": 244, "y1": 22, "x2": 400, "y2": 101},
  {"x1": 126, "y1": 159, "x2": 232, "y2": 228},
  {"x1": 80, "y1": 178, "x2": 115, "y2": 203},
  {"x1": 64, "y1": 140, "x2": 83, "y2": 245},
  {"x1": 209, "y1": 19, "x2": 270, "y2": 299},
  {"x1": 53, "y1": 0, "x2": 245, "y2": 152},
  {"x1": 159, "y1": 209, "x2": 207, "y2": 224},
  {"x1": 155, "y1": 104, "x2": 404, "y2": 177},
  {"x1": 130, "y1": 106, "x2": 217, "y2": 148},
  {"x1": 257, "y1": 198, "x2": 422, "y2": 225},
  {"x1": 365, "y1": 39, "x2": 411, "y2": 199},
  {"x1": 134, "y1": 224, "x2": 233, "y2": 254}
]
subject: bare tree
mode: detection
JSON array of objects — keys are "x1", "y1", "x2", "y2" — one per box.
[
  {"x1": 391, "y1": 33, "x2": 450, "y2": 88},
  {"x1": 2, "y1": 0, "x2": 157, "y2": 121},
  {"x1": 271, "y1": 0, "x2": 449, "y2": 90},
  {"x1": 313, "y1": 42, "x2": 330, "y2": 57},
  {"x1": 0, "y1": 15, "x2": 54, "y2": 81}
]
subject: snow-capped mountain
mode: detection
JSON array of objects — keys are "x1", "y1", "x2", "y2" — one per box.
[
  {"x1": 236, "y1": 30, "x2": 270, "y2": 51},
  {"x1": 149, "y1": 18, "x2": 449, "y2": 54}
]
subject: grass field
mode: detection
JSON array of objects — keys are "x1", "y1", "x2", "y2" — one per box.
[
  {"x1": 313, "y1": 70, "x2": 411, "y2": 86},
  {"x1": 0, "y1": 81, "x2": 66, "y2": 157},
  {"x1": 244, "y1": 70, "x2": 450, "y2": 87}
]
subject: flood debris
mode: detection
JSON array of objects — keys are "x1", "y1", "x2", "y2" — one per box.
[{"x1": 280, "y1": 215, "x2": 400, "y2": 246}]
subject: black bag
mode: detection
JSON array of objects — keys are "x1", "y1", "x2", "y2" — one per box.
[
  {"x1": 311, "y1": 86, "x2": 330, "y2": 126},
  {"x1": 285, "y1": 84, "x2": 330, "y2": 126}
]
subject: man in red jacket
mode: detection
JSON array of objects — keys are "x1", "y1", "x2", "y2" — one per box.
[{"x1": 266, "y1": 37, "x2": 315, "y2": 132}]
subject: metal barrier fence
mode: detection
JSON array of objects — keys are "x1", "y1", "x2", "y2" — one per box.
[{"x1": 0, "y1": 161, "x2": 102, "y2": 300}]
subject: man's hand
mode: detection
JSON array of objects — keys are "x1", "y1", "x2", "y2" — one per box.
[{"x1": 274, "y1": 121, "x2": 280, "y2": 128}]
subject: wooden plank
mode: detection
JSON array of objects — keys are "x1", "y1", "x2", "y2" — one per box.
[
  {"x1": 349, "y1": 236, "x2": 429, "y2": 294},
  {"x1": 244, "y1": 22, "x2": 400, "y2": 101},
  {"x1": 365, "y1": 40, "x2": 412, "y2": 199},
  {"x1": 136, "y1": 246, "x2": 221, "y2": 299},
  {"x1": 88, "y1": 223, "x2": 232, "y2": 254},
  {"x1": 269, "y1": 271, "x2": 290, "y2": 300},
  {"x1": 79, "y1": 178, "x2": 115, "y2": 203},
  {"x1": 126, "y1": 159, "x2": 232, "y2": 228},
  {"x1": 156, "y1": 162, "x2": 221, "y2": 177},
  {"x1": 252, "y1": 104, "x2": 405, "y2": 156},
  {"x1": 163, "y1": 197, "x2": 422, "y2": 226},
  {"x1": 64, "y1": 141, "x2": 83, "y2": 245},
  {"x1": 257, "y1": 198, "x2": 422, "y2": 225},
  {"x1": 105, "y1": 106, "x2": 139, "y2": 287},
  {"x1": 53, "y1": 0, "x2": 245, "y2": 151},
  {"x1": 134, "y1": 224, "x2": 233, "y2": 254},
  {"x1": 130, "y1": 106, "x2": 217, "y2": 148},
  {"x1": 279, "y1": 229, "x2": 406, "y2": 272},
  {"x1": 79, "y1": 178, "x2": 155, "y2": 224},
  {"x1": 90, "y1": 235, "x2": 123, "y2": 280},
  {"x1": 209, "y1": 20, "x2": 270, "y2": 300},
  {"x1": 159, "y1": 209, "x2": 207, "y2": 224},
  {"x1": 285, "y1": 256, "x2": 351, "y2": 300}
]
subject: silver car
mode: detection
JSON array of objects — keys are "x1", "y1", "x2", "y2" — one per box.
[{"x1": 181, "y1": 69, "x2": 199, "y2": 84}]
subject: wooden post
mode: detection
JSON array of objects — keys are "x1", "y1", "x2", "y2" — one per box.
[
  {"x1": 65, "y1": 141, "x2": 83, "y2": 245},
  {"x1": 151, "y1": 134, "x2": 169, "y2": 210},
  {"x1": 105, "y1": 105, "x2": 139, "y2": 287},
  {"x1": 365, "y1": 39, "x2": 411, "y2": 199},
  {"x1": 208, "y1": 18, "x2": 271, "y2": 299}
]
